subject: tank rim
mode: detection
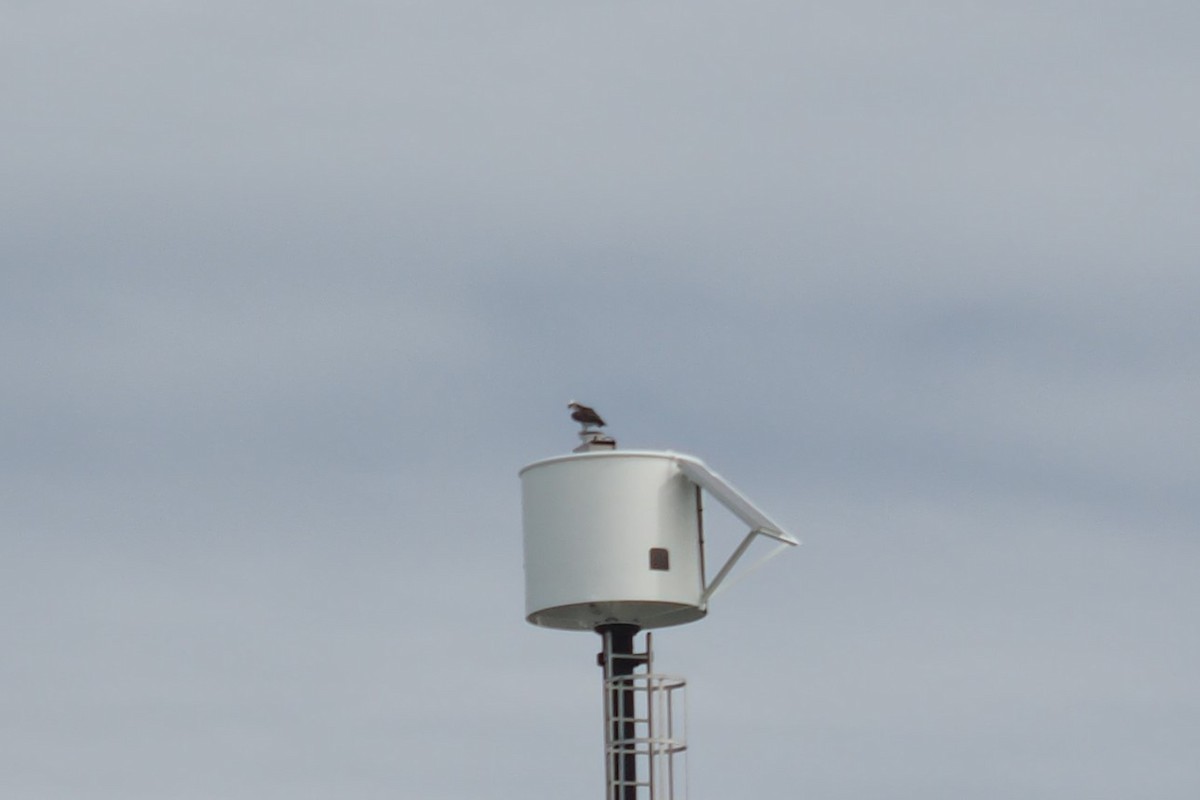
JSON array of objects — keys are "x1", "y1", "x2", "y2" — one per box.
[{"x1": 519, "y1": 449, "x2": 703, "y2": 477}]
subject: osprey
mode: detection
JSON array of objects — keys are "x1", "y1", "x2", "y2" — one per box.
[{"x1": 567, "y1": 401, "x2": 606, "y2": 429}]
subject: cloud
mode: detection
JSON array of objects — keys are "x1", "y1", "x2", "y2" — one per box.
[{"x1": 2, "y1": 2, "x2": 1198, "y2": 798}]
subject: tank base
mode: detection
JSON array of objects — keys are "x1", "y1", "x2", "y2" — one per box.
[{"x1": 526, "y1": 600, "x2": 706, "y2": 631}]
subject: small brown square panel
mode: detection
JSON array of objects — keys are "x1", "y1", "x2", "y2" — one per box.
[{"x1": 649, "y1": 547, "x2": 670, "y2": 571}]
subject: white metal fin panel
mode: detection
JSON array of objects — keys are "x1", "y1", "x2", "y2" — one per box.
[
  {"x1": 672, "y1": 456, "x2": 799, "y2": 545},
  {"x1": 670, "y1": 454, "x2": 798, "y2": 605}
]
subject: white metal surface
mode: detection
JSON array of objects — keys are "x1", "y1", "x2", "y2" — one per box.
[
  {"x1": 521, "y1": 449, "x2": 797, "y2": 631},
  {"x1": 522, "y1": 452, "x2": 706, "y2": 630},
  {"x1": 672, "y1": 457, "x2": 797, "y2": 545},
  {"x1": 671, "y1": 454, "x2": 799, "y2": 603}
]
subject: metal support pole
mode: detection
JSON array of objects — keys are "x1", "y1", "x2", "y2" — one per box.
[{"x1": 598, "y1": 623, "x2": 643, "y2": 800}]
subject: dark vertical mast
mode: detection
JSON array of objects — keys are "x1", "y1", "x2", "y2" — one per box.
[{"x1": 598, "y1": 623, "x2": 644, "y2": 800}]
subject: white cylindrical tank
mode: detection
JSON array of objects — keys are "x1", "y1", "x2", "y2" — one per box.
[{"x1": 521, "y1": 450, "x2": 707, "y2": 631}]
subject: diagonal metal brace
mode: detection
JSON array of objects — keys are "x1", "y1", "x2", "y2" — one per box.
[{"x1": 670, "y1": 455, "x2": 799, "y2": 606}]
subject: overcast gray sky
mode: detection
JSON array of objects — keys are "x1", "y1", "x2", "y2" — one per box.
[{"x1": 3, "y1": 2, "x2": 1198, "y2": 798}]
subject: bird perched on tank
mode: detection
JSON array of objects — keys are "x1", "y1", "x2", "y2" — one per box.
[{"x1": 567, "y1": 400, "x2": 606, "y2": 430}]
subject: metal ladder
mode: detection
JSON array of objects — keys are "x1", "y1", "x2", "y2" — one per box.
[{"x1": 599, "y1": 628, "x2": 687, "y2": 800}]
